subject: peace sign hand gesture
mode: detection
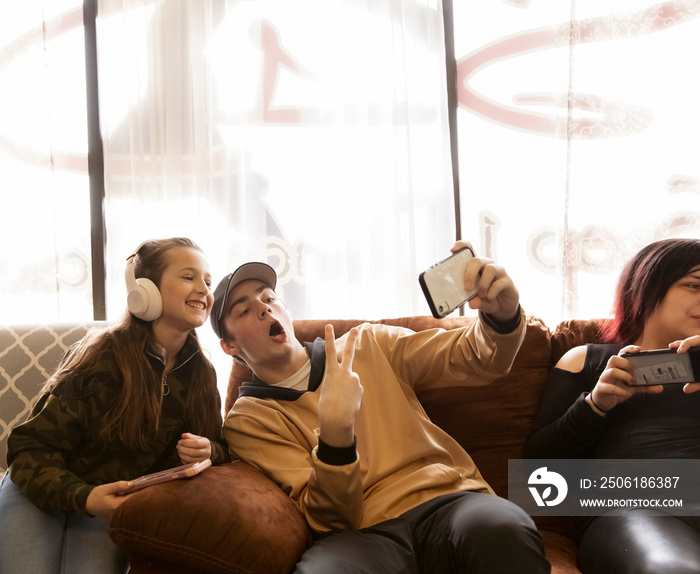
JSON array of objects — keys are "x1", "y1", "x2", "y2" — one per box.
[{"x1": 318, "y1": 325, "x2": 363, "y2": 448}]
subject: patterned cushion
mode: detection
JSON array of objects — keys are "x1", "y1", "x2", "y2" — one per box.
[{"x1": 0, "y1": 323, "x2": 108, "y2": 472}]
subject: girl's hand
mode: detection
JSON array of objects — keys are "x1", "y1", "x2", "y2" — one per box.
[
  {"x1": 668, "y1": 336, "x2": 700, "y2": 394},
  {"x1": 177, "y1": 432, "x2": 212, "y2": 464},
  {"x1": 85, "y1": 481, "x2": 132, "y2": 520},
  {"x1": 588, "y1": 345, "x2": 663, "y2": 414}
]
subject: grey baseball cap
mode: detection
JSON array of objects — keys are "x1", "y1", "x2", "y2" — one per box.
[{"x1": 210, "y1": 262, "x2": 277, "y2": 339}]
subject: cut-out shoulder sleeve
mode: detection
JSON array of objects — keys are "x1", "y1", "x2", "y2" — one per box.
[
  {"x1": 524, "y1": 344, "x2": 620, "y2": 459},
  {"x1": 554, "y1": 345, "x2": 588, "y2": 373}
]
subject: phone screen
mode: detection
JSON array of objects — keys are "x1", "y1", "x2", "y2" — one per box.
[{"x1": 622, "y1": 349, "x2": 695, "y2": 385}]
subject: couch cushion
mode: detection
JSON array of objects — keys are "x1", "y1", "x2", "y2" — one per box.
[
  {"x1": 540, "y1": 530, "x2": 580, "y2": 574},
  {"x1": 550, "y1": 319, "x2": 604, "y2": 364},
  {"x1": 109, "y1": 461, "x2": 311, "y2": 574}
]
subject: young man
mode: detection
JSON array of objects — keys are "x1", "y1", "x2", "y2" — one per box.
[{"x1": 211, "y1": 243, "x2": 550, "y2": 574}]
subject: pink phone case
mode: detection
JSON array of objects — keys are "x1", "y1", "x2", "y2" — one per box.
[{"x1": 125, "y1": 459, "x2": 212, "y2": 493}]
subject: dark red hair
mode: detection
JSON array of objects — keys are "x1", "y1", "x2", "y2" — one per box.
[{"x1": 599, "y1": 238, "x2": 700, "y2": 344}]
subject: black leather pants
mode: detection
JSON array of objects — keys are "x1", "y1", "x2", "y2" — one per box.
[{"x1": 578, "y1": 510, "x2": 700, "y2": 574}]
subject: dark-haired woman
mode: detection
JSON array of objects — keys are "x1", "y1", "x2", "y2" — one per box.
[
  {"x1": 0, "y1": 237, "x2": 228, "y2": 573},
  {"x1": 525, "y1": 237, "x2": 700, "y2": 574}
]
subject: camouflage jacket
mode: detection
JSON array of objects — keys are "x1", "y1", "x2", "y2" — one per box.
[{"x1": 7, "y1": 331, "x2": 227, "y2": 515}]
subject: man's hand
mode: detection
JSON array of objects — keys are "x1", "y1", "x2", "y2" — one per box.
[
  {"x1": 452, "y1": 241, "x2": 520, "y2": 321},
  {"x1": 85, "y1": 481, "x2": 132, "y2": 520},
  {"x1": 177, "y1": 432, "x2": 212, "y2": 464},
  {"x1": 318, "y1": 325, "x2": 363, "y2": 448}
]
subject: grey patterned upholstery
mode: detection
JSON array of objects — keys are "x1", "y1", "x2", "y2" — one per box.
[{"x1": 0, "y1": 322, "x2": 108, "y2": 473}]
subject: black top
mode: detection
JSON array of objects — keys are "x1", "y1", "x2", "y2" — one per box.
[{"x1": 525, "y1": 344, "x2": 700, "y2": 459}]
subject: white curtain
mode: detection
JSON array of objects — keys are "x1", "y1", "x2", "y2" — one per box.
[
  {"x1": 97, "y1": 0, "x2": 455, "y2": 327},
  {"x1": 0, "y1": 0, "x2": 92, "y2": 322},
  {"x1": 6, "y1": 0, "x2": 700, "y2": 333},
  {"x1": 454, "y1": 0, "x2": 700, "y2": 324}
]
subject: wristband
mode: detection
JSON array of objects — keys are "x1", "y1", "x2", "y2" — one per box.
[
  {"x1": 317, "y1": 436, "x2": 358, "y2": 466},
  {"x1": 588, "y1": 393, "x2": 609, "y2": 414},
  {"x1": 482, "y1": 304, "x2": 522, "y2": 334}
]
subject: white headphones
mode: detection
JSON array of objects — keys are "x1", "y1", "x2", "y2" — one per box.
[{"x1": 124, "y1": 248, "x2": 163, "y2": 321}]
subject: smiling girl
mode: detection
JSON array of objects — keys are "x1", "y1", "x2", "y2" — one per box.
[
  {"x1": 0, "y1": 237, "x2": 227, "y2": 573},
  {"x1": 525, "y1": 237, "x2": 700, "y2": 574}
]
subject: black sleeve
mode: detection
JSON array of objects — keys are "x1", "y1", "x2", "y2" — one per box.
[
  {"x1": 524, "y1": 368, "x2": 607, "y2": 459},
  {"x1": 481, "y1": 305, "x2": 522, "y2": 334},
  {"x1": 210, "y1": 436, "x2": 231, "y2": 465},
  {"x1": 317, "y1": 436, "x2": 358, "y2": 466}
]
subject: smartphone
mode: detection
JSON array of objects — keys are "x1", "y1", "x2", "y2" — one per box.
[
  {"x1": 419, "y1": 246, "x2": 478, "y2": 319},
  {"x1": 621, "y1": 348, "x2": 700, "y2": 385},
  {"x1": 124, "y1": 459, "x2": 212, "y2": 493}
]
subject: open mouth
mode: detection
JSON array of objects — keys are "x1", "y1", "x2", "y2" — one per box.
[
  {"x1": 187, "y1": 301, "x2": 206, "y2": 311},
  {"x1": 269, "y1": 321, "x2": 284, "y2": 337}
]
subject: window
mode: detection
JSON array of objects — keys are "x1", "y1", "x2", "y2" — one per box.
[{"x1": 0, "y1": 1, "x2": 92, "y2": 323}]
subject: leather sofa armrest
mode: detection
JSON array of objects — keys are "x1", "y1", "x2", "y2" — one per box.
[{"x1": 109, "y1": 461, "x2": 311, "y2": 574}]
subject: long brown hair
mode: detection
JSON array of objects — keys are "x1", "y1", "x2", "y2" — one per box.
[
  {"x1": 44, "y1": 238, "x2": 222, "y2": 451},
  {"x1": 599, "y1": 238, "x2": 700, "y2": 344}
]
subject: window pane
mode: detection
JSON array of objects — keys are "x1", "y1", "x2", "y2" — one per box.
[
  {"x1": 453, "y1": 0, "x2": 700, "y2": 323},
  {"x1": 97, "y1": 0, "x2": 454, "y2": 323},
  {"x1": 0, "y1": 1, "x2": 92, "y2": 323}
]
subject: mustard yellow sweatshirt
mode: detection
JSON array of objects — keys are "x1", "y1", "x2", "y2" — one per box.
[{"x1": 224, "y1": 310, "x2": 526, "y2": 533}]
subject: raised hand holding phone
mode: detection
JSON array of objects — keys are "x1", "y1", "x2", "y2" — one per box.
[
  {"x1": 459, "y1": 250, "x2": 520, "y2": 321},
  {"x1": 419, "y1": 246, "x2": 478, "y2": 318},
  {"x1": 419, "y1": 242, "x2": 520, "y2": 320}
]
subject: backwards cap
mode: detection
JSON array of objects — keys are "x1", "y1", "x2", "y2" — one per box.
[{"x1": 210, "y1": 262, "x2": 277, "y2": 339}]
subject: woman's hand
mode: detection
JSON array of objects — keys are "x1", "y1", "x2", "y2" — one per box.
[
  {"x1": 177, "y1": 433, "x2": 212, "y2": 464},
  {"x1": 588, "y1": 345, "x2": 663, "y2": 414},
  {"x1": 85, "y1": 481, "x2": 132, "y2": 520},
  {"x1": 668, "y1": 336, "x2": 700, "y2": 394}
]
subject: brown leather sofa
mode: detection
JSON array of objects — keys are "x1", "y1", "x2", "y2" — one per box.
[{"x1": 108, "y1": 314, "x2": 601, "y2": 573}]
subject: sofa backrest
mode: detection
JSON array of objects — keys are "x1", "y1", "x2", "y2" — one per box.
[
  {"x1": 0, "y1": 317, "x2": 601, "y2": 493},
  {"x1": 550, "y1": 318, "x2": 604, "y2": 364},
  {"x1": 0, "y1": 322, "x2": 109, "y2": 473}
]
